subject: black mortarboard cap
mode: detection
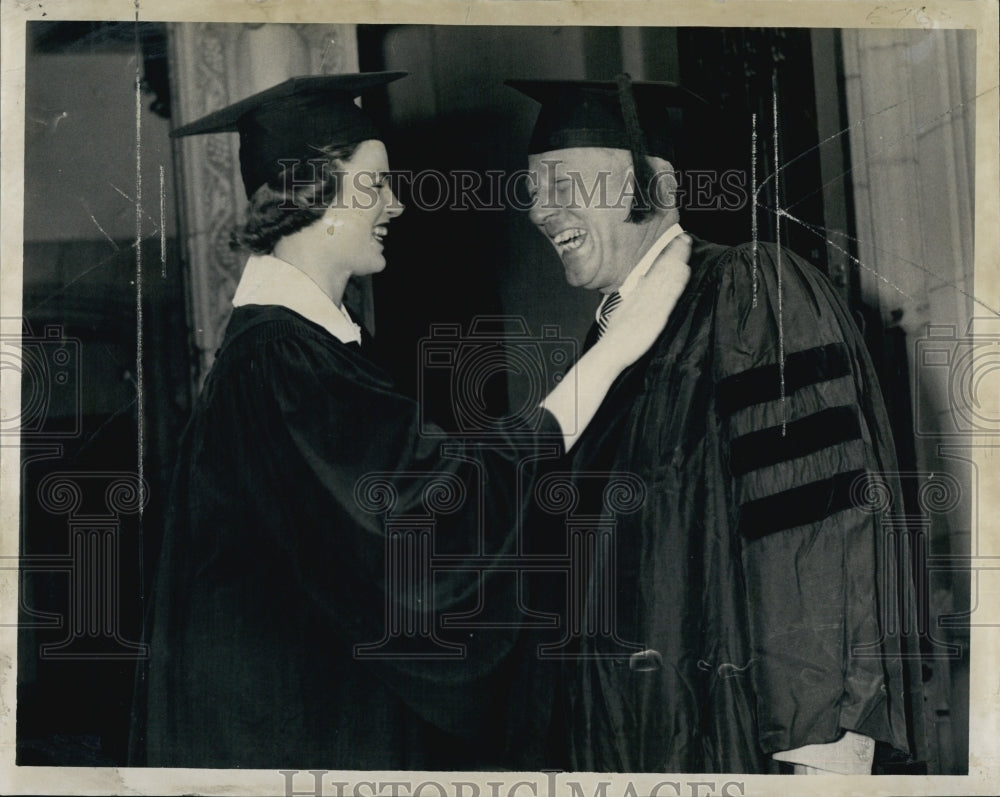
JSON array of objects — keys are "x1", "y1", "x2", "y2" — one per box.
[
  {"x1": 171, "y1": 72, "x2": 407, "y2": 198},
  {"x1": 507, "y1": 75, "x2": 712, "y2": 222},
  {"x1": 505, "y1": 76, "x2": 709, "y2": 162}
]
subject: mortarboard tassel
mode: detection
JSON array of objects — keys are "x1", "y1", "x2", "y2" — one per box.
[{"x1": 616, "y1": 72, "x2": 655, "y2": 223}]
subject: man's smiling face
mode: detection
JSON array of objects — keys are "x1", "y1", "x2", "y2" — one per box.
[{"x1": 527, "y1": 147, "x2": 653, "y2": 293}]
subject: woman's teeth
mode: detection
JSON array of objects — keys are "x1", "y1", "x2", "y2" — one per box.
[
  {"x1": 553, "y1": 228, "x2": 586, "y2": 253},
  {"x1": 372, "y1": 225, "x2": 388, "y2": 243}
]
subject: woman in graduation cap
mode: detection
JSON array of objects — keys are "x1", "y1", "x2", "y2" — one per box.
[{"x1": 129, "y1": 72, "x2": 691, "y2": 770}]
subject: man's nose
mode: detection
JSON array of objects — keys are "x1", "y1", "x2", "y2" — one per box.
[{"x1": 528, "y1": 194, "x2": 553, "y2": 227}]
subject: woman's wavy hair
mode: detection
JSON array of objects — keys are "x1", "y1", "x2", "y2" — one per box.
[{"x1": 231, "y1": 142, "x2": 361, "y2": 255}]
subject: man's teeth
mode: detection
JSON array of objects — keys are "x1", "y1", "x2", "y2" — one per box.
[
  {"x1": 372, "y1": 225, "x2": 388, "y2": 242},
  {"x1": 553, "y1": 229, "x2": 586, "y2": 252}
]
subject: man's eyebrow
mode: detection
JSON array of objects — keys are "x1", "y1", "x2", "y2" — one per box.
[{"x1": 535, "y1": 163, "x2": 566, "y2": 181}]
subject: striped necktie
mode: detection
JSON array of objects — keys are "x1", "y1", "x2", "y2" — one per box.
[{"x1": 596, "y1": 291, "x2": 623, "y2": 339}]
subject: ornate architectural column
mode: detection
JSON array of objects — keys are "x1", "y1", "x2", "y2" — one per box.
[
  {"x1": 841, "y1": 29, "x2": 978, "y2": 775},
  {"x1": 842, "y1": 28, "x2": 975, "y2": 338}
]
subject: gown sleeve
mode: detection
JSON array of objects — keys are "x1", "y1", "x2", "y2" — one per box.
[
  {"x1": 710, "y1": 244, "x2": 912, "y2": 757},
  {"x1": 178, "y1": 315, "x2": 564, "y2": 732}
]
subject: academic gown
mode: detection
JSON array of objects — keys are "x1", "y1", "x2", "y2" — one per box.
[
  {"x1": 561, "y1": 237, "x2": 923, "y2": 773},
  {"x1": 129, "y1": 305, "x2": 564, "y2": 769}
]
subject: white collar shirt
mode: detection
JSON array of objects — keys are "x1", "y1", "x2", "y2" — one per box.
[
  {"x1": 595, "y1": 223, "x2": 685, "y2": 323},
  {"x1": 231, "y1": 253, "x2": 362, "y2": 345}
]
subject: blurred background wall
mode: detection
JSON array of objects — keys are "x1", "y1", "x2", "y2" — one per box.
[{"x1": 18, "y1": 26, "x2": 185, "y2": 764}]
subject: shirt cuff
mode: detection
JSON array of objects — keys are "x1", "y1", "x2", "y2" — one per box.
[{"x1": 772, "y1": 731, "x2": 875, "y2": 774}]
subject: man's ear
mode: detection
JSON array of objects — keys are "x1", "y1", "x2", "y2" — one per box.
[{"x1": 646, "y1": 156, "x2": 678, "y2": 214}]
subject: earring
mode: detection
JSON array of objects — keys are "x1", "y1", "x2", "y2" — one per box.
[{"x1": 326, "y1": 225, "x2": 336, "y2": 236}]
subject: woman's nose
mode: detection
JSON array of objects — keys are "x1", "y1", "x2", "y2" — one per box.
[{"x1": 385, "y1": 186, "x2": 404, "y2": 219}]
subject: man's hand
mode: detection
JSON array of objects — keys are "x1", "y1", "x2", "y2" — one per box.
[
  {"x1": 773, "y1": 731, "x2": 875, "y2": 774},
  {"x1": 598, "y1": 233, "x2": 692, "y2": 367}
]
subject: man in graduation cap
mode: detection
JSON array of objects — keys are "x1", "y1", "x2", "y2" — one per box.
[{"x1": 508, "y1": 75, "x2": 923, "y2": 774}]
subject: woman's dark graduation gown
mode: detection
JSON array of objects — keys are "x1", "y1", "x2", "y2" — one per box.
[{"x1": 130, "y1": 305, "x2": 563, "y2": 769}]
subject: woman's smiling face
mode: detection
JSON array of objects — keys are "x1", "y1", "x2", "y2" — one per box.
[{"x1": 320, "y1": 139, "x2": 403, "y2": 277}]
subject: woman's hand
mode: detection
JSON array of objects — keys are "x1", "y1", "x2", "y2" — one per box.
[
  {"x1": 596, "y1": 233, "x2": 692, "y2": 368},
  {"x1": 540, "y1": 233, "x2": 691, "y2": 451}
]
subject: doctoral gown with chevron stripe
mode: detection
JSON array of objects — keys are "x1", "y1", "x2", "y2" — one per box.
[{"x1": 561, "y1": 237, "x2": 923, "y2": 773}]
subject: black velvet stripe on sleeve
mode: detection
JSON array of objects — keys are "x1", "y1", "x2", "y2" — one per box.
[
  {"x1": 738, "y1": 469, "x2": 867, "y2": 541},
  {"x1": 715, "y1": 342, "x2": 852, "y2": 418},
  {"x1": 728, "y1": 405, "x2": 863, "y2": 477}
]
